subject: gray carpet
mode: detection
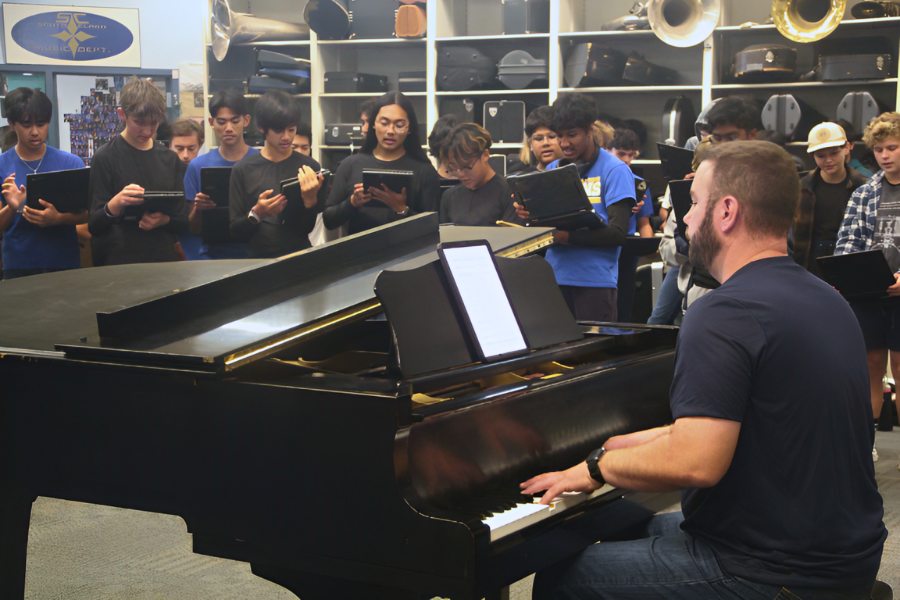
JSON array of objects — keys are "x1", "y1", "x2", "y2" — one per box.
[{"x1": 23, "y1": 429, "x2": 900, "y2": 598}]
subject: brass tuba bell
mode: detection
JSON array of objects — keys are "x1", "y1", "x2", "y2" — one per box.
[
  {"x1": 771, "y1": 0, "x2": 845, "y2": 43},
  {"x1": 647, "y1": 0, "x2": 721, "y2": 48},
  {"x1": 211, "y1": 0, "x2": 310, "y2": 62}
]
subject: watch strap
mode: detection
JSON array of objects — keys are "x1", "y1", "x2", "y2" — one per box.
[{"x1": 586, "y1": 447, "x2": 606, "y2": 483}]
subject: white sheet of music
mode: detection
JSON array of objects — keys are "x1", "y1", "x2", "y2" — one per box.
[{"x1": 442, "y1": 245, "x2": 527, "y2": 359}]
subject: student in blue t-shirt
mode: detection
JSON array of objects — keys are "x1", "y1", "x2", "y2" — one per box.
[
  {"x1": 0, "y1": 87, "x2": 87, "y2": 280},
  {"x1": 182, "y1": 89, "x2": 259, "y2": 259},
  {"x1": 515, "y1": 94, "x2": 636, "y2": 321}
]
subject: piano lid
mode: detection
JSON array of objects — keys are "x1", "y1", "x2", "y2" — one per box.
[{"x1": 0, "y1": 214, "x2": 552, "y2": 373}]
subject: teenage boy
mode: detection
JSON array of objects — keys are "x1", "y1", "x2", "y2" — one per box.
[
  {"x1": 183, "y1": 89, "x2": 258, "y2": 260},
  {"x1": 515, "y1": 94, "x2": 636, "y2": 322},
  {"x1": 836, "y1": 112, "x2": 900, "y2": 453},
  {"x1": 609, "y1": 128, "x2": 655, "y2": 322},
  {"x1": 794, "y1": 122, "x2": 867, "y2": 279},
  {"x1": 229, "y1": 90, "x2": 322, "y2": 258},
  {"x1": 169, "y1": 117, "x2": 204, "y2": 165},
  {"x1": 0, "y1": 87, "x2": 87, "y2": 279},
  {"x1": 292, "y1": 121, "x2": 312, "y2": 155},
  {"x1": 439, "y1": 123, "x2": 519, "y2": 226},
  {"x1": 88, "y1": 77, "x2": 188, "y2": 266}
]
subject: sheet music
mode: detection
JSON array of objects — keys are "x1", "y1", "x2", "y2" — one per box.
[{"x1": 442, "y1": 245, "x2": 527, "y2": 359}]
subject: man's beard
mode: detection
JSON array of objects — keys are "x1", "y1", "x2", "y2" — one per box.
[{"x1": 689, "y1": 209, "x2": 722, "y2": 274}]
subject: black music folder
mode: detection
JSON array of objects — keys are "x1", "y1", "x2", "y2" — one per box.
[
  {"x1": 280, "y1": 169, "x2": 333, "y2": 206},
  {"x1": 657, "y1": 143, "x2": 695, "y2": 181},
  {"x1": 668, "y1": 179, "x2": 693, "y2": 238},
  {"x1": 361, "y1": 169, "x2": 414, "y2": 211},
  {"x1": 26, "y1": 168, "x2": 90, "y2": 213},
  {"x1": 123, "y1": 192, "x2": 184, "y2": 219},
  {"x1": 200, "y1": 167, "x2": 232, "y2": 208},
  {"x1": 507, "y1": 164, "x2": 605, "y2": 231},
  {"x1": 817, "y1": 250, "x2": 897, "y2": 302}
]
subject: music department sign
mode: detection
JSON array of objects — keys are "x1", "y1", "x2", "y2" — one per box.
[{"x1": 3, "y1": 4, "x2": 141, "y2": 66}]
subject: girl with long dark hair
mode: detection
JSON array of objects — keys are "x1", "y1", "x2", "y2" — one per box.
[{"x1": 323, "y1": 92, "x2": 440, "y2": 234}]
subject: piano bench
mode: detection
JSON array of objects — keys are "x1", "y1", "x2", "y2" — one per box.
[{"x1": 872, "y1": 580, "x2": 893, "y2": 600}]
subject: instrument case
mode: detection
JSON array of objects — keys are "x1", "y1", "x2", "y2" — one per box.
[
  {"x1": 820, "y1": 53, "x2": 894, "y2": 81},
  {"x1": 489, "y1": 154, "x2": 508, "y2": 177},
  {"x1": 324, "y1": 72, "x2": 388, "y2": 93},
  {"x1": 247, "y1": 75, "x2": 303, "y2": 94},
  {"x1": 437, "y1": 46, "x2": 498, "y2": 91},
  {"x1": 208, "y1": 78, "x2": 246, "y2": 93},
  {"x1": 733, "y1": 44, "x2": 797, "y2": 83},
  {"x1": 836, "y1": 91, "x2": 889, "y2": 136},
  {"x1": 440, "y1": 97, "x2": 484, "y2": 124},
  {"x1": 564, "y1": 43, "x2": 626, "y2": 87},
  {"x1": 303, "y1": 0, "x2": 350, "y2": 40},
  {"x1": 347, "y1": 0, "x2": 398, "y2": 39},
  {"x1": 498, "y1": 49, "x2": 548, "y2": 89},
  {"x1": 502, "y1": 0, "x2": 550, "y2": 34},
  {"x1": 398, "y1": 71, "x2": 427, "y2": 92},
  {"x1": 324, "y1": 123, "x2": 365, "y2": 146},
  {"x1": 395, "y1": 4, "x2": 426, "y2": 38},
  {"x1": 255, "y1": 50, "x2": 311, "y2": 89},
  {"x1": 661, "y1": 96, "x2": 696, "y2": 147},
  {"x1": 761, "y1": 94, "x2": 825, "y2": 142},
  {"x1": 483, "y1": 100, "x2": 525, "y2": 144},
  {"x1": 623, "y1": 54, "x2": 677, "y2": 85}
]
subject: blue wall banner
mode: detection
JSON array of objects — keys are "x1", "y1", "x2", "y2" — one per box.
[{"x1": 3, "y1": 4, "x2": 141, "y2": 66}]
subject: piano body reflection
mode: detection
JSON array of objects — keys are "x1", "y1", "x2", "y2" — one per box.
[{"x1": 0, "y1": 214, "x2": 678, "y2": 599}]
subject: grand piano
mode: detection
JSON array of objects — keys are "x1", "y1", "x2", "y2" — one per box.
[{"x1": 0, "y1": 213, "x2": 678, "y2": 599}]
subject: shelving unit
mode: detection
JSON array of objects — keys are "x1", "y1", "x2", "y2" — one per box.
[{"x1": 202, "y1": 0, "x2": 900, "y2": 167}]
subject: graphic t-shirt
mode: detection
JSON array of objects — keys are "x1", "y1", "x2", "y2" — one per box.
[
  {"x1": 874, "y1": 179, "x2": 900, "y2": 272},
  {"x1": 544, "y1": 148, "x2": 635, "y2": 288}
]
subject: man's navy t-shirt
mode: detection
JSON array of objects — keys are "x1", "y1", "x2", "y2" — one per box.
[{"x1": 672, "y1": 256, "x2": 885, "y2": 589}]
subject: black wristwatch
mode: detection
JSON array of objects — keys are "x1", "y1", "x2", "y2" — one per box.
[{"x1": 586, "y1": 447, "x2": 606, "y2": 484}]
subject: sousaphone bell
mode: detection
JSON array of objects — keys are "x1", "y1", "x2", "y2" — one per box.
[
  {"x1": 647, "y1": 0, "x2": 722, "y2": 48},
  {"x1": 211, "y1": 0, "x2": 310, "y2": 62},
  {"x1": 771, "y1": 0, "x2": 845, "y2": 43}
]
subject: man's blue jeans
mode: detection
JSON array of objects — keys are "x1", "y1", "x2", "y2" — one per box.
[
  {"x1": 532, "y1": 512, "x2": 864, "y2": 600},
  {"x1": 647, "y1": 267, "x2": 683, "y2": 325}
]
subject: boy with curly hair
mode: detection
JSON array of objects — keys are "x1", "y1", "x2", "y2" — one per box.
[{"x1": 836, "y1": 112, "x2": 900, "y2": 454}]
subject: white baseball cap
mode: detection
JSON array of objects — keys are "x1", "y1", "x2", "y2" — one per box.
[{"x1": 807, "y1": 122, "x2": 848, "y2": 153}]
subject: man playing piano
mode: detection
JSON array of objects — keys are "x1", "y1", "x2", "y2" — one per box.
[{"x1": 523, "y1": 141, "x2": 886, "y2": 599}]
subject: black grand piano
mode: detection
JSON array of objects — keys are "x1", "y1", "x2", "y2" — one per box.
[{"x1": 0, "y1": 214, "x2": 678, "y2": 599}]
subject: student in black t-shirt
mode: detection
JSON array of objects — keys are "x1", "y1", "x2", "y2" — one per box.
[
  {"x1": 524, "y1": 141, "x2": 886, "y2": 599},
  {"x1": 794, "y1": 122, "x2": 868, "y2": 279},
  {"x1": 87, "y1": 77, "x2": 189, "y2": 266},
  {"x1": 228, "y1": 91, "x2": 322, "y2": 258},
  {"x1": 323, "y1": 92, "x2": 440, "y2": 234},
  {"x1": 439, "y1": 123, "x2": 519, "y2": 226},
  {"x1": 427, "y1": 114, "x2": 459, "y2": 179}
]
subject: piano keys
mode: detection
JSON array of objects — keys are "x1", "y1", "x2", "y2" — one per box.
[{"x1": 0, "y1": 213, "x2": 679, "y2": 599}]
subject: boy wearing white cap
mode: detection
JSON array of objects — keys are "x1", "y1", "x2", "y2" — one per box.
[
  {"x1": 836, "y1": 112, "x2": 900, "y2": 455},
  {"x1": 794, "y1": 122, "x2": 868, "y2": 279}
]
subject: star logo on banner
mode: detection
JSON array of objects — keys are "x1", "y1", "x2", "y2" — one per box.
[{"x1": 51, "y1": 14, "x2": 95, "y2": 58}]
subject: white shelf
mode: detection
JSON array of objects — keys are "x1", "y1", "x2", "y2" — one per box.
[
  {"x1": 206, "y1": 40, "x2": 310, "y2": 47},
  {"x1": 558, "y1": 30, "x2": 659, "y2": 39},
  {"x1": 436, "y1": 33, "x2": 550, "y2": 42},
  {"x1": 321, "y1": 92, "x2": 427, "y2": 98},
  {"x1": 492, "y1": 143, "x2": 526, "y2": 149},
  {"x1": 559, "y1": 86, "x2": 703, "y2": 93},
  {"x1": 207, "y1": 93, "x2": 311, "y2": 98},
  {"x1": 436, "y1": 89, "x2": 550, "y2": 96},
  {"x1": 317, "y1": 38, "x2": 425, "y2": 46},
  {"x1": 715, "y1": 16, "x2": 900, "y2": 33},
  {"x1": 714, "y1": 78, "x2": 898, "y2": 90}
]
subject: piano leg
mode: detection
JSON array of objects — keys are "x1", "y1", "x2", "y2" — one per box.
[
  {"x1": 0, "y1": 492, "x2": 32, "y2": 599},
  {"x1": 251, "y1": 563, "x2": 427, "y2": 600}
]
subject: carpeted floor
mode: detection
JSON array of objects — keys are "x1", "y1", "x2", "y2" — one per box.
[{"x1": 22, "y1": 428, "x2": 900, "y2": 599}]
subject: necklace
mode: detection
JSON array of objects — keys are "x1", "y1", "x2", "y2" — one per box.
[{"x1": 16, "y1": 149, "x2": 45, "y2": 175}]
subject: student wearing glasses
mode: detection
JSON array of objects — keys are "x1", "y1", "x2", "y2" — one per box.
[
  {"x1": 704, "y1": 96, "x2": 759, "y2": 146},
  {"x1": 519, "y1": 106, "x2": 563, "y2": 173},
  {"x1": 439, "y1": 123, "x2": 521, "y2": 226},
  {"x1": 323, "y1": 92, "x2": 440, "y2": 234}
]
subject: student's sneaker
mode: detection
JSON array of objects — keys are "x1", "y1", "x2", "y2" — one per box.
[{"x1": 873, "y1": 446, "x2": 879, "y2": 462}]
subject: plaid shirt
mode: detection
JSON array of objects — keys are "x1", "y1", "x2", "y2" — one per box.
[{"x1": 835, "y1": 171, "x2": 884, "y2": 256}]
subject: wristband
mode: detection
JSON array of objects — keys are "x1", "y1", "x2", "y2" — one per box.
[{"x1": 586, "y1": 447, "x2": 606, "y2": 484}]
